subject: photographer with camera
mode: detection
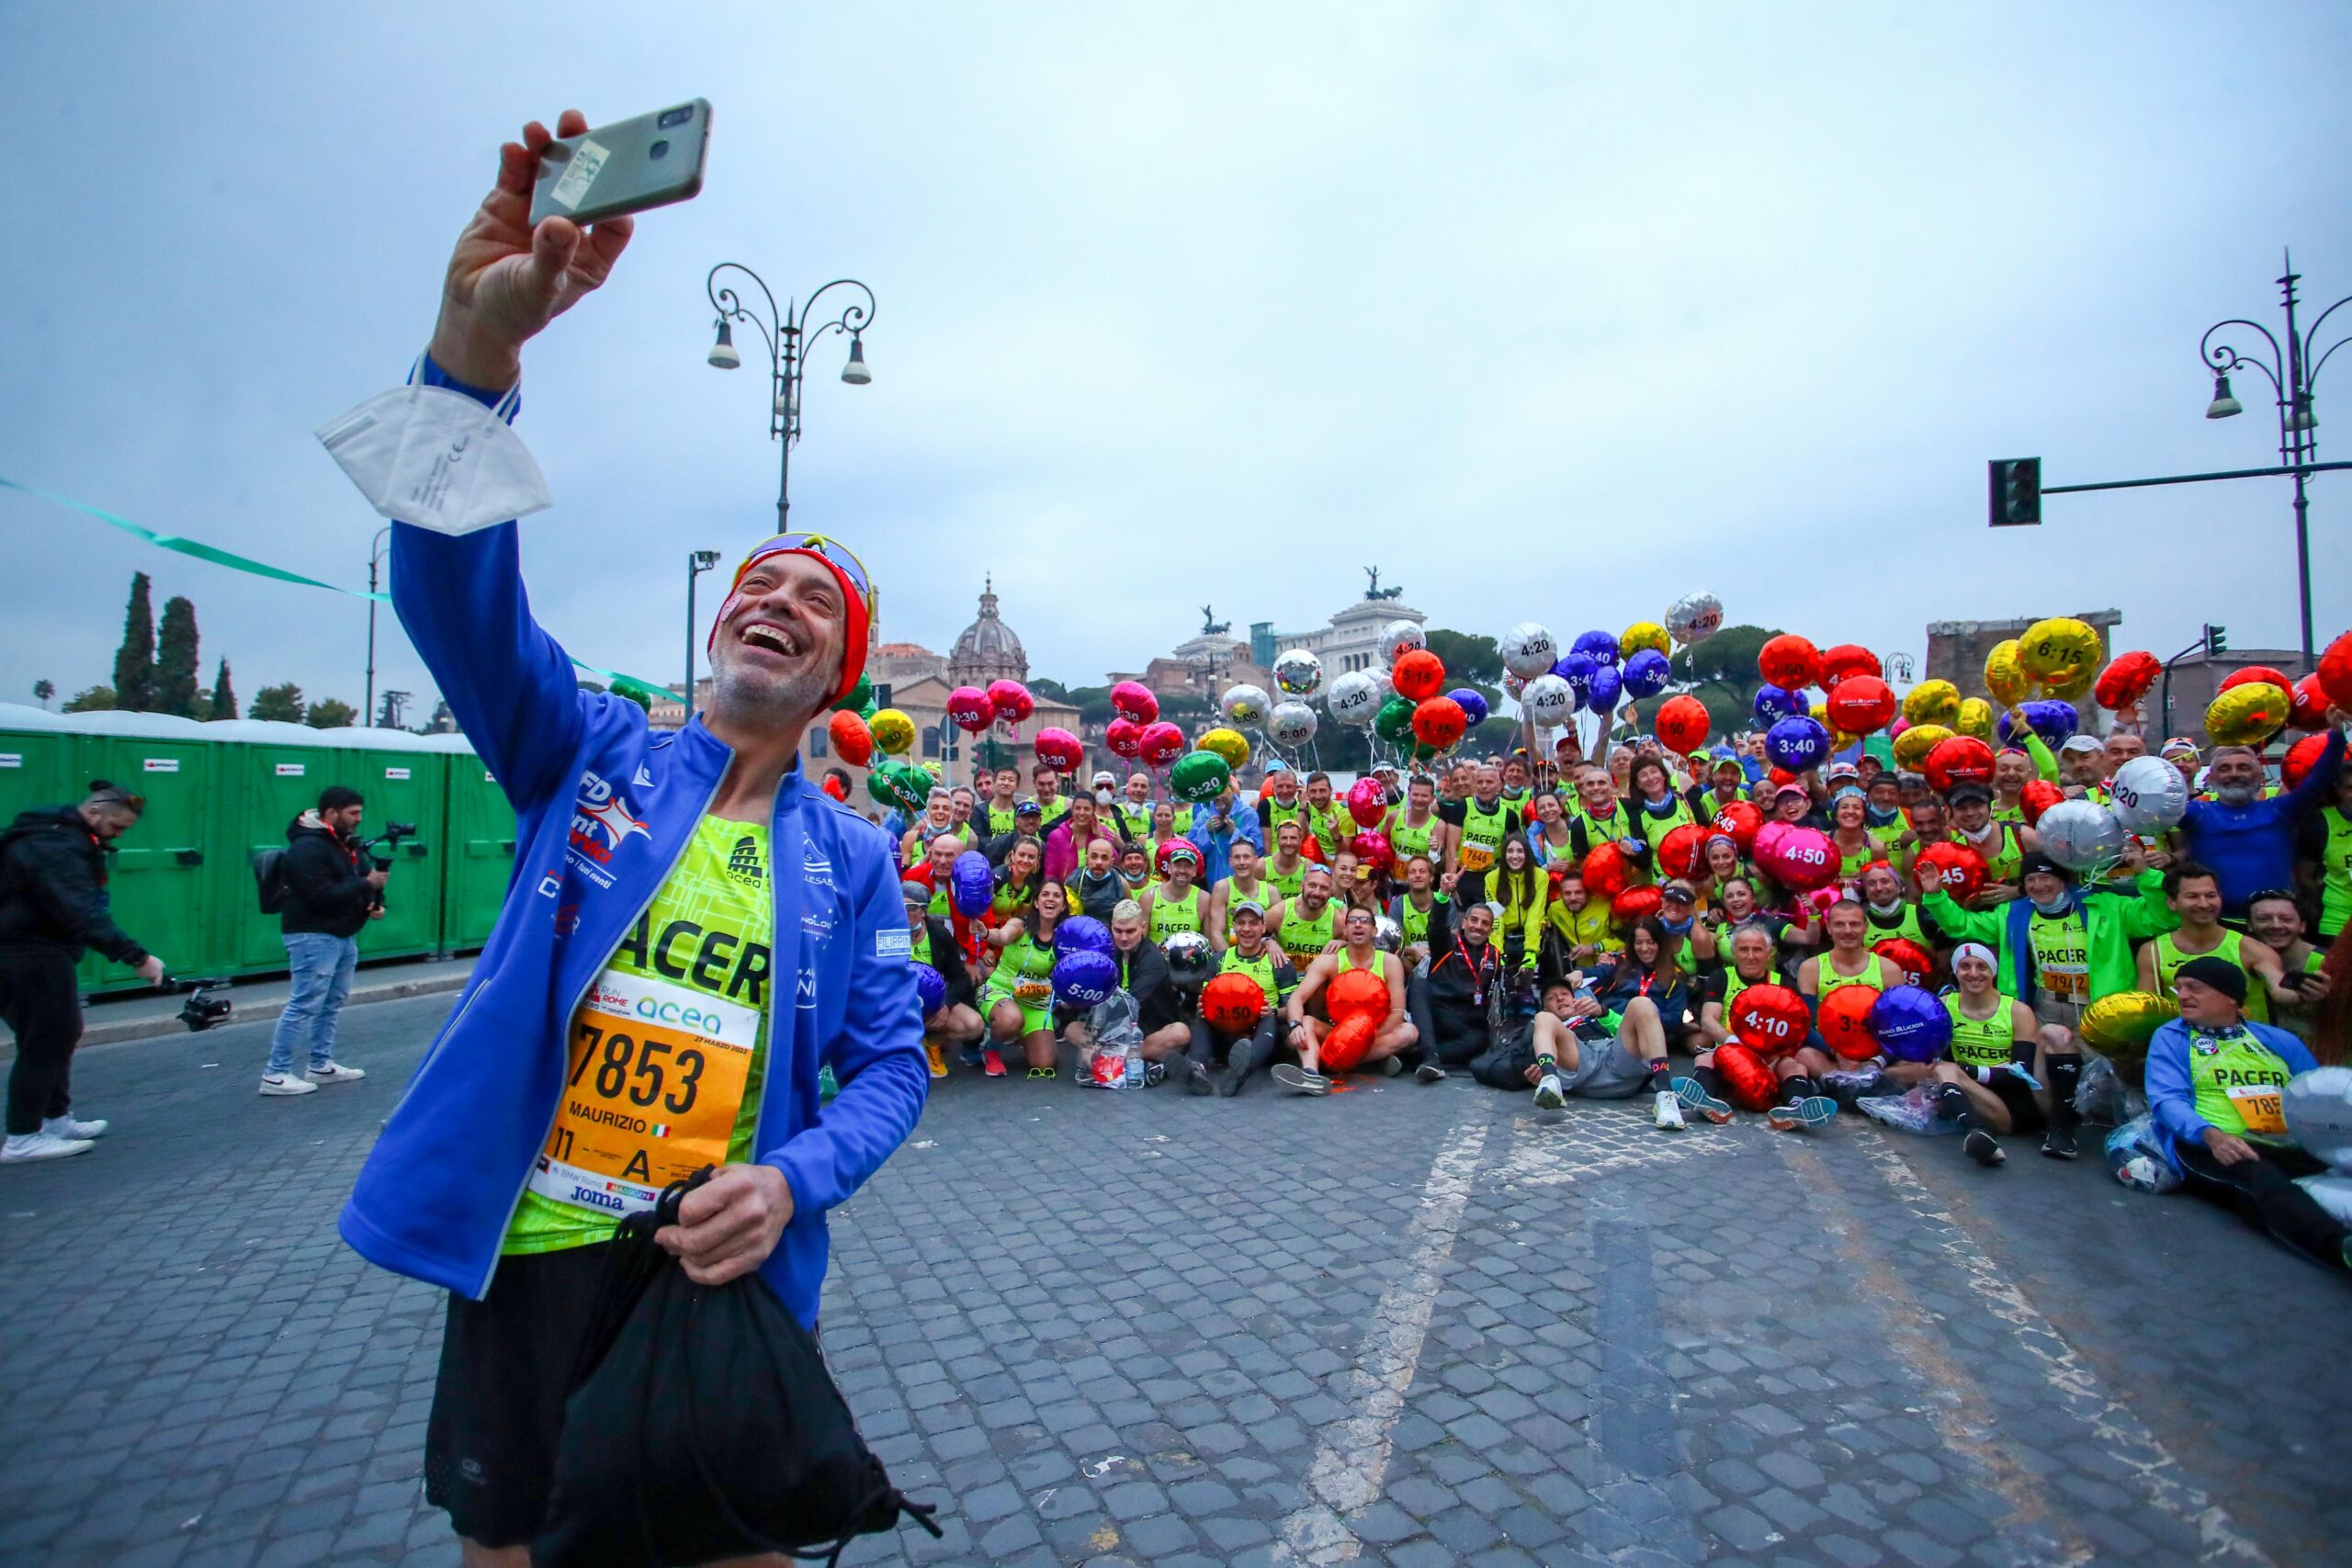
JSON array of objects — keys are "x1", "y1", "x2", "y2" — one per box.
[{"x1": 259, "y1": 786, "x2": 382, "y2": 1097}]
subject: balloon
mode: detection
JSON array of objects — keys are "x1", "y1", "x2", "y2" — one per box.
[
  {"x1": 946, "y1": 685, "x2": 996, "y2": 733},
  {"x1": 1327, "y1": 967, "x2": 1389, "y2": 1026},
  {"x1": 1983, "y1": 640, "x2": 2033, "y2": 706},
  {"x1": 1657, "y1": 822, "x2": 1709, "y2": 879},
  {"x1": 1757, "y1": 635, "x2": 1821, "y2": 692},
  {"x1": 1758, "y1": 824, "x2": 1838, "y2": 891},
  {"x1": 2205, "y1": 682, "x2": 2289, "y2": 747},
  {"x1": 1713, "y1": 799, "x2": 1763, "y2": 851},
  {"x1": 827, "y1": 709, "x2": 874, "y2": 768},
  {"x1": 2080, "y1": 989, "x2": 2177, "y2": 1077},
  {"x1": 2283, "y1": 1067, "x2": 2352, "y2": 1173},
  {"x1": 1200, "y1": 971, "x2": 1267, "y2": 1034},
  {"x1": 1715, "y1": 1043, "x2": 1781, "y2": 1111},
  {"x1": 2219, "y1": 664, "x2": 2294, "y2": 696},
  {"x1": 1328, "y1": 671, "x2": 1383, "y2": 728},
  {"x1": 1411, "y1": 696, "x2": 1468, "y2": 751},
  {"x1": 1267, "y1": 701, "x2": 1318, "y2": 750},
  {"x1": 1892, "y1": 723, "x2": 1951, "y2": 772},
  {"x1": 869, "y1": 761, "x2": 933, "y2": 816},
  {"x1": 1912, "y1": 840, "x2": 1985, "y2": 904},
  {"x1": 2109, "y1": 757, "x2": 2189, "y2": 835},
  {"x1": 1344, "y1": 776, "x2": 1389, "y2": 829},
  {"x1": 2322, "y1": 629, "x2": 2352, "y2": 712},
  {"x1": 1765, "y1": 716, "x2": 1832, "y2": 773},
  {"x1": 987, "y1": 680, "x2": 1035, "y2": 724},
  {"x1": 1373, "y1": 695, "x2": 1418, "y2": 746},
  {"x1": 1622, "y1": 649, "x2": 1671, "y2": 699},
  {"x1": 1034, "y1": 727, "x2": 1085, "y2": 773},
  {"x1": 1925, "y1": 735, "x2": 1996, "y2": 792},
  {"x1": 1057, "y1": 915, "x2": 1114, "y2": 955},
  {"x1": 1819, "y1": 986, "x2": 1883, "y2": 1062},
  {"x1": 1953, "y1": 697, "x2": 1996, "y2": 741},
  {"x1": 1588, "y1": 665, "x2": 1624, "y2": 713},
  {"x1": 1901, "y1": 680, "x2": 1961, "y2": 728},
  {"x1": 2095, "y1": 651, "x2": 2161, "y2": 712},
  {"x1": 1581, "y1": 841, "x2": 1633, "y2": 899},
  {"x1": 2019, "y1": 779, "x2": 2065, "y2": 825},
  {"x1": 832, "y1": 673, "x2": 874, "y2": 715},
  {"x1": 1161, "y1": 931, "x2": 1213, "y2": 987},
  {"x1": 1273, "y1": 649, "x2": 1324, "y2": 697},
  {"x1": 1110, "y1": 680, "x2": 1159, "y2": 725},
  {"x1": 1196, "y1": 728, "x2": 1251, "y2": 771},
  {"x1": 1655, "y1": 694, "x2": 1711, "y2": 754},
  {"x1": 1752, "y1": 684, "x2": 1804, "y2": 724},
  {"x1": 1138, "y1": 721, "x2": 1187, "y2": 768},
  {"x1": 952, "y1": 851, "x2": 995, "y2": 918},
  {"x1": 1621, "y1": 621, "x2": 1671, "y2": 659},
  {"x1": 1105, "y1": 717, "x2": 1143, "y2": 760},
  {"x1": 1374, "y1": 915, "x2": 1403, "y2": 953},
  {"x1": 1391, "y1": 649, "x2": 1446, "y2": 702},
  {"x1": 2036, "y1": 800, "x2": 2125, "y2": 872},
  {"x1": 913, "y1": 964, "x2": 947, "y2": 1020},
  {"x1": 1818, "y1": 645, "x2": 1880, "y2": 689},
  {"x1": 1826, "y1": 675, "x2": 1896, "y2": 736},
  {"x1": 1997, "y1": 699, "x2": 2080, "y2": 749},
  {"x1": 1447, "y1": 687, "x2": 1490, "y2": 728},
  {"x1": 2284, "y1": 732, "x2": 2331, "y2": 789},
  {"x1": 1600, "y1": 885, "x2": 1656, "y2": 926},
  {"x1": 1870, "y1": 986, "x2": 1951, "y2": 1064},
  {"x1": 2289, "y1": 673, "x2": 2334, "y2": 732},
  {"x1": 1351, "y1": 829, "x2": 1395, "y2": 876},
  {"x1": 2018, "y1": 617, "x2": 2101, "y2": 690},
  {"x1": 1730, "y1": 984, "x2": 1810, "y2": 1058},
  {"x1": 1382, "y1": 620, "x2": 1428, "y2": 664},
  {"x1": 1170, "y1": 750, "x2": 1232, "y2": 805},
  {"x1": 1476, "y1": 626, "x2": 1549, "y2": 690},
  {"x1": 1521, "y1": 674, "x2": 1576, "y2": 727},
  {"x1": 1667, "y1": 592, "x2": 1724, "y2": 645},
  {"x1": 1872, "y1": 937, "x2": 1934, "y2": 983},
  {"x1": 869, "y1": 708, "x2": 916, "y2": 757},
  {"x1": 1221, "y1": 683, "x2": 1272, "y2": 729},
  {"x1": 1573, "y1": 628, "x2": 1622, "y2": 666},
  {"x1": 1314, "y1": 1013, "x2": 1375, "y2": 1074},
  {"x1": 1052, "y1": 949, "x2": 1118, "y2": 1009}
]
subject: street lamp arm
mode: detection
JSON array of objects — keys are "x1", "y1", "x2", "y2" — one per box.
[
  {"x1": 800, "y1": 277, "x2": 876, "y2": 339},
  {"x1": 707, "y1": 263, "x2": 784, "y2": 376},
  {"x1": 2305, "y1": 333, "x2": 2352, "y2": 398},
  {"x1": 2200, "y1": 318, "x2": 2283, "y2": 394}
]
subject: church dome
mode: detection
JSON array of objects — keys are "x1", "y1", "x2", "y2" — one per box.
[{"x1": 949, "y1": 576, "x2": 1028, "y2": 687}]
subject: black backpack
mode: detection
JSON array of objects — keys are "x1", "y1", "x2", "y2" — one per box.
[{"x1": 251, "y1": 848, "x2": 290, "y2": 915}]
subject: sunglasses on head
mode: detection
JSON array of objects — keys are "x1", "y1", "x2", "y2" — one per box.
[{"x1": 737, "y1": 532, "x2": 872, "y2": 602}]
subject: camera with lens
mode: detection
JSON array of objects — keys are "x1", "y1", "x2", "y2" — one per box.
[
  {"x1": 1502, "y1": 967, "x2": 1542, "y2": 1021},
  {"x1": 176, "y1": 978, "x2": 232, "y2": 1032},
  {"x1": 363, "y1": 821, "x2": 419, "y2": 873}
]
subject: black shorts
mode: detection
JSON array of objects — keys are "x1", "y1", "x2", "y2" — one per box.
[
  {"x1": 424, "y1": 1244, "x2": 609, "y2": 1548},
  {"x1": 1985, "y1": 1069, "x2": 2046, "y2": 1134}
]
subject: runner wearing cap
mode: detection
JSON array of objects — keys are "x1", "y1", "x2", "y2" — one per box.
[
  {"x1": 1185, "y1": 899, "x2": 1298, "y2": 1096},
  {"x1": 1141, "y1": 841, "x2": 1205, "y2": 943},
  {"x1": 2057, "y1": 735, "x2": 2108, "y2": 799},
  {"x1": 903, "y1": 880, "x2": 983, "y2": 1077},
  {"x1": 977, "y1": 796, "x2": 1046, "y2": 866},
  {"x1": 1697, "y1": 754, "x2": 1747, "y2": 823},
  {"x1": 1279, "y1": 906, "x2": 1417, "y2": 1093}
]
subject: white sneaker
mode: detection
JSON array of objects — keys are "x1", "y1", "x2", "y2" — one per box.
[
  {"x1": 1532, "y1": 1074, "x2": 1566, "y2": 1110},
  {"x1": 1654, "y1": 1090, "x2": 1686, "y2": 1131},
  {"x1": 2, "y1": 1131, "x2": 95, "y2": 1164},
  {"x1": 42, "y1": 1114, "x2": 108, "y2": 1140},
  {"x1": 259, "y1": 1073, "x2": 320, "y2": 1097},
  {"x1": 305, "y1": 1061, "x2": 367, "y2": 1084}
]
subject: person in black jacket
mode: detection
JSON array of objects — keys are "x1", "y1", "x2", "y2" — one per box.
[
  {"x1": 259, "y1": 786, "x2": 383, "y2": 1097},
  {"x1": 0, "y1": 784, "x2": 164, "y2": 1164}
]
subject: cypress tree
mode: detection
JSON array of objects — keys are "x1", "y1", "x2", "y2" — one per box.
[
  {"x1": 154, "y1": 596, "x2": 202, "y2": 717},
  {"x1": 208, "y1": 660, "x2": 238, "y2": 719},
  {"x1": 112, "y1": 572, "x2": 157, "y2": 711}
]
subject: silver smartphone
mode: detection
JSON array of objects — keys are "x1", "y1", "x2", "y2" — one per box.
[{"x1": 529, "y1": 100, "x2": 712, "y2": 226}]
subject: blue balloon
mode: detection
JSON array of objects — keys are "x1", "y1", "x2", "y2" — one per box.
[
  {"x1": 1869, "y1": 985, "x2": 1951, "y2": 1064},
  {"x1": 1448, "y1": 687, "x2": 1490, "y2": 727},
  {"x1": 1552, "y1": 650, "x2": 1597, "y2": 691},
  {"x1": 1622, "y1": 648, "x2": 1671, "y2": 700},
  {"x1": 1572, "y1": 629, "x2": 1621, "y2": 666},
  {"x1": 914, "y1": 964, "x2": 947, "y2": 1019},
  {"x1": 951, "y1": 850, "x2": 995, "y2": 919},
  {"x1": 1752, "y1": 683, "x2": 1803, "y2": 724},
  {"x1": 1765, "y1": 715, "x2": 1831, "y2": 773},
  {"x1": 1999, "y1": 699, "x2": 2081, "y2": 749},
  {"x1": 1588, "y1": 665, "x2": 1623, "y2": 712},
  {"x1": 1057, "y1": 915, "x2": 1114, "y2": 956},
  {"x1": 1053, "y1": 948, "x2": 1120, "y2": 1009}
]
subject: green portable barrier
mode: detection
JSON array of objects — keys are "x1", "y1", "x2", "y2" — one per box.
[{"x1": 435, "y1": 736, "x2": 517, "y2": 951}]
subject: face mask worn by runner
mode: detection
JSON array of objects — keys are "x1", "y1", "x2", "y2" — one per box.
[{"x1": 317, "y1": 374, "x2": 548, "y2": 536}]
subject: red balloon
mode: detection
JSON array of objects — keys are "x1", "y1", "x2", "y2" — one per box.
[
  {"x1": 1105, "y1": 717, "x2": 1143, "y2": 760},
  {"x1": 1035, "y1": 728, "x2": 1085, "y2": 773},
  {"x1": 2322, "y1": 629, "x2": 2352, "y2": 712},
  {"x1": 1818, "y1": 985, "x2": 1883, "y2": 1061},
  {"x1": 946, "y1": 685, "x2": 996, "y2": 733},
  {"x1": 1109, "y1": 679, "x2": 1159, "y2": 725},
  {"x1": 1201, "y1": 972, "x2": 1266, "y2": 1034},
  {"x1": 828, "y1": 709, "x2": 874, "y2": 768},
  {"x1": 1411, "y1": 696, "x2": 1467, "y2": 751},
  {"x1": 1656, "y1": 821, "x2": 1709, "y2": 879},
  {"x1": 1758, "y1": 634, "x2": 1822, "y2": 692},
  {"x1": 1346, "y1": 776, "x2": 1389, "y2": 829},
  {"x1": 1712, "y1": 799, "x2": 1763, "y2": 851},
  {"x1": 1320, "y1": 1013, "x2": 1376, "y2": 1073},
  {"x1": 2220, "y1": 664, "x2": 2294, "y2": 695},
  {"x1": 1729, "y1": 983, "x2": 1810, "y2": 1059},
  {"x1": 2289, "y1": 672, "x2": 2334, "y2": 732},
  {"x1": 1758, "y1": 824, "x2": 1838, "y2": 891},
  {"x1": 1872, "y1": 937, "x2": 1935, "y2": 983},
  {"x1": 1327, "y1": 967, "x2": 1389, "y2": 1024},
  {"x1": 1715, "y1": 1043, "x2": 1781, "y2": 1111},
  {"x1": 1351, "y1": 829, "x2": 1395, "y2": 875},
  {"x1": 2283, "y1": 731, "x2": 2331, "y2": 789},
  {"x1": 1581, "y1": 841, "x2": 1633, "y2": 899},
  {"x1": 1818, "y1": 644, "x2": 1880, "y2": 689},
  {"x1": 1656, "y1": 694, "x2": 1711, "y2": 754},
  {"x1": 986, "y1": 680, "x2": 1035, "y2": 725},
  {"x1": 1768, "y1": 766, "x2": 1797, "y2": 789},
  {"x1": 1826, "y1": 674, "x2": 1897, "y2": 736},
  {"x1": 1611, "y1": 885, "x2": 1663, "y2": 925},
  {"x1": 1391, "y1": 649, "x2": 1447, "y2": 702},
  {"x1": 2094, "y1": 650, "x2": 2161, "y2": 711},
  {"x1": 1912, "y1": 840, "x2": 1985, "y2": 903},
  {"x1": 1924, "y1": 735, "x2": 1996, "y2": 792},
  {"x1": 2019, "y1": 779, "x2": 2065, "y2": 825},
  {"x1": 1137, "y1": 722, "x2": 1186, "y2": 768}
]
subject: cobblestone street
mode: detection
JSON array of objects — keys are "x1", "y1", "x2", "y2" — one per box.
[{"x1": 2, "y1": 996, "x2": 2346, "y2": 1567}]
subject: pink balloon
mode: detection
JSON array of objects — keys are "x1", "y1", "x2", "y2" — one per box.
[
  {"x1": 987, "y1": 680, "x2": 1035, "y2": 724},
  {"x1": 946, "y1": 685, "x2": 995, "y2": 733},
  {"x1": 1110, "y1": 680, "x2": 1159, "y2": 726},
  {"x1": 1138, "y1": 721, "x2": 1186, "y2": 768},
  {"x1": 1345, "y1": 776, "x2": 1388, "y2": 829},
  {"x1": 1035, "y1": 728, "x2": 1085, "y2": 773},
  {"x1": 1758, "y1": 823, "x2": 1838, "y2": 892},
  {"x1": 1105, "y1": 717, "x2": 1143, "y2": 760}
]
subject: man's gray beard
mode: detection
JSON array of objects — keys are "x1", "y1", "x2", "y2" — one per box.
[
  {"x1": 2213, "y1": 784, "x2": 2258, "y2": 806},
  {"x1": 710, "y1": 658, "x2": 831, "y2": 733}
]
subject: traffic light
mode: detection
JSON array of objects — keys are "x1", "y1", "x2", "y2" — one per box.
[
  {"x1": 2204, "y1": 624, "x2": 2227, "y2": 657},
  {"x1": 1987, "y1": 457, "x2": 2041, "y2": 526}
]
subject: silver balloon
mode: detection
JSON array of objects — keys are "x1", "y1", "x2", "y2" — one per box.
[
  {"x1": 1667, "y1": 592, "x2": 1724, "y2": 645},
  {"x1": 1500, "y1": 671, "x2": 1527, "y2": 700},
  {"x1": 1272, "y1": 648, "x2": 1323, "y2": 697},
  {"x1": 1383, "y1": 620, "x2": 1427, "y2": 662},
  {"x1": 2036, "y1": 799, "x2": 2125, "y2": 872},
  {"x1": 1374, "y1": 914, "x2": 1403, "y2": 953},
  {"x1": 2109, "y1": 756, "x2": 2189, "y2": 835},
  {"x1": 1328, "y1": 670, "x2": 1383, "y2": 728},
  {"x1": 1221, "y1": 682, "x2": 1272, "y2": 728},
  {"x1": 1499, "y1": 622, "x2": 1560, "y2": 680},
  {"x1": 1160, "y1": 930, "x2": 1213, "y2": 988},
  {"x1": 1521, "y1": 673, "x2": 1576, "y2": 727},
  {"x1": 1266, "y1": 700, "x2": 1319, "y2": 750},
  {"x1": 2284, "y1": 1066, "x2": 2352, "y2": 1173}
]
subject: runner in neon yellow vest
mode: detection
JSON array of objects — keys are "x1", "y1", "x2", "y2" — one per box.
[
  {"x1": 2138, "y1": 863, "x2": 2284, "y2": 1024},
  {"x1": 2302, "y1": 782, "x2": 2352, "y2": 938}
]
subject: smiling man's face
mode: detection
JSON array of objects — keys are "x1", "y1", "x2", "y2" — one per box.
[{"x1": 707, "y1": 552, "x2": 848, "y2": 724}]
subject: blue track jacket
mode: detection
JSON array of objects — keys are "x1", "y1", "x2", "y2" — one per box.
[{"x1": 337, "y1": 357, "x2": 927, "y2": 1325}]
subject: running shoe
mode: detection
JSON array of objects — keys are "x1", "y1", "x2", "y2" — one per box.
[
  {"x1": 1, "y1": 1131, "x2": 93, "y2": 1164},
  {"x1": 1380, "y1": 1055, "x2": 1406, "y2": 1077},
  {"x1": 960, "y1": 1046, "x2": 986, "y2": 1070},
  {"x1": 1671, "y1": 1077, "x2": 1733, "y2": 1124},
  {"x1": 2040, "y1": 1124, "x2": 2079, "y2": 1161},
  {"x1": 1532, "y1": 1074, "x2": 1566, "y2": 1111},
  {"x1": 924, "y1": 1040, "x2": 948, "y2": 1079},
  {"x1": 258, "y1": 1074, "x2": 319, "y2": 1097},
  {"x1": 1964, "y1": 1128, "x2": 2006, "y2": 1167},
  {"x1": 1654, "y1": 1090, "x2": 1686, "y2": 1131},
  {"x1": 1188, "y1": 1061, "x2": 1214, "y2": 1097},
  {"x1": 1216, "y1": 1061, "x2": 1250, "y2": 1097},
  {"x1": 1271, "y1": 1063, "x2": 1329, "y2": 1096},
  {"x1": 306, "y1": 1061, "x2": 367, "y2": 1084},
  {"x1": 1026, "y1": 1066, "x2": 1057, "y2": 1081},
  {"x1": 1766, "y1": 1096, "x2": 1838, "y2": 1132},
  {"x1": 1142, "y1": 1061, "x2": 1167, "y2": 1089},
  {"x1": 1414, "y1": 1062, "x2": 1447, "y2": 1084},
  {"x1": 41, "y1": 1115, "x2": 107, "y2": 1141},
  {"x1": 983, "y1": 1047, "x2": 1007, "y2": 1078}
]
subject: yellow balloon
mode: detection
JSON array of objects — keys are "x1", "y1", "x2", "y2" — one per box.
[
  {"x1": 1892, "y1": 723, "x2": 1952, "y2": 771},
  {"x1": 869, "y1": 708, "x2": 916, "y2": 756},
  {"x1": 2204, "y1": 682, "x2": 2290, "y2": 747},
  {"x1": 2018, "y1": 617, "x2": 2100, "y2": 689},
  {"x1": 1901, "y1": 679, "x2": 1960, "y2": 728},
  {"x1": 1953, "y1": 697, "x2": 1996, "y2": 741},
  {"x1": 1984, "y1": 640, "x2": 2033, "y2": 706},
  {"x1": 1197, "y1": 726, "x2": 1252, "y2": 770},
  {"x1": 1621, "y1": 621, "x2": 1671, "y2": 659},
  {"x1": 2080, "y1": 989, "x2": 2177, "y2": 1084},
  {"x1": 2040, "y1": 661, "x2": 2096, "y2": 702}
]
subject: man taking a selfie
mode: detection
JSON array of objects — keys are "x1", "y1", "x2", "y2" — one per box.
[{"x1": 333, "y1": 109, "x2": 928, "y2": 1564}]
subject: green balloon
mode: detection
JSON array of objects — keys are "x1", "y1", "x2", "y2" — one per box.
[
  {"x1": 833, "y1": 674, "x2": 874, "y2": 714},
  {"x1": 1169, "y1": 749, "x2": 1231, "y2": 805},
  {"x1": 1373, "y1": 694, "x2": 1418, "y2": 745}
]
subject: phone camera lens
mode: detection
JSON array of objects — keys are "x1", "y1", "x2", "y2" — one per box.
[
  {"x1": 649, "y1": 139, "x2": 669, "y2": 160},
  {"x1": 657, "y1": 106, "x2": 693, "y2": 129}
]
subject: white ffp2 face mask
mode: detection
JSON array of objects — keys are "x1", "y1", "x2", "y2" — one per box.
[{"x1": 316, "y1": 381, "x2": 549, "y2": 536}]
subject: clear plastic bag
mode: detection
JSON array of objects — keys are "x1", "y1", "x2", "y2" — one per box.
[
  {"x1": 2103, "y1": 1111, "x2": 2179, "y2": 1194},
  {"x1": 2075, "y1": 1055, "x2": 2146, "y2": 1128},
  {"x1": 1080, "y1": 990, "x2": 1145, "y2": 1089},
  {"x1": 1853, "y1": 1084, "x2": 1962, "y2": 1135}
]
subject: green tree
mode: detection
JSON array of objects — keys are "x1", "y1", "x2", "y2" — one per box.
[
  {"x1": 207, "y1": 660, "x2": 237, "y2": 719},
  {"x1": 1667, "y1": 624, "x2": 1781, "y2": 739},
  {"x1": 63, "y1": 684, "x2": 116, "y2": 712},
  {"x1": 33, "y1": 680, "x2": 54, "y2": 709},
  {"x1": 307, "y1": 696, "x2": 358, "y2": 729},
  {"x1": 112, "y1": 572, "x2": 157, "y2": 711},
  {"x1": 252, "y1": 682, "x2": 306, "y2": 723},
  {"x1": 153, "y1": 595, "x2": 202, "y2": 717},
  {"x1": 1421, "y1": 628, "x2": 1502, "y2": 687}
]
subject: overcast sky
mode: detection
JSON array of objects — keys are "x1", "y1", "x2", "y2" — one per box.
[{"x1": 5, "y1": 3, "x2": 2349, "y2": 720}]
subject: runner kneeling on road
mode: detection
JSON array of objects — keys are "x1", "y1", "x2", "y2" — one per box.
[{"x1": 334, "y1": 110, "x2": 927, "y2": 1564}]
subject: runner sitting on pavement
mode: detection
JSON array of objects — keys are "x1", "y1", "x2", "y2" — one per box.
[
  {"x1": 1880, "y1": 942, "x2": 2082, "y2": 1166},
  {"x1": 1278, "y1": 905, "x2": 1418, "y2": 1093},
  {"x1": 1184, "y1": 900, "x2": 1298, "y2": 1097}
]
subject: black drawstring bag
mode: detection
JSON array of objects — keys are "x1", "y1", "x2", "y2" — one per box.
[{"x1": 533, "y1": 1169, "x2": 942, "y2": 1568}]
